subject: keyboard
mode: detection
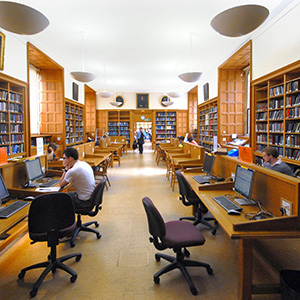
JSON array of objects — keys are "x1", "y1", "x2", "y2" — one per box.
[
  {"x1": 212, "y1": 195, "x2": 242, "y2": 212},
  {"x1": 40, "y1": 179, "x2": 60, "y2": 187},
  {"x1": 193, "y1": 175, "x2": 210, "y2": 184},
  {"x1": 0, "y1": 201, "x2": 30, "y2": 219}
]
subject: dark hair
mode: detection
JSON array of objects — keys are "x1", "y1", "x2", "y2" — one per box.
[
  {"x1": 262, "y1": 147, "x2": 278, "y2": 158},
  {"x1": 187, "y1": 136, "x2": 193, "y2": 142},
  {"x1": 48, "y1": 142, "x2": 58, "y2": 151},
  {"x1": 178, "y1": 136, "x2": 184, "y2": 141},
  {"x1": 63, "y1": 147, "x2": 79, "y2": 160}
]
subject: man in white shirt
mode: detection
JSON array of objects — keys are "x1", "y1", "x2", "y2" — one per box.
[{"x1": 59, "y1": 147, "x2": 95, "y2": 208}]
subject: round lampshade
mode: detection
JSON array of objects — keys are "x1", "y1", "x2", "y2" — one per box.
[
  {"x1": 162, "y1": 101, "x2": 174, "y2": 107},
  {"x1": 98, "y1": 91, "x2": 113, "y2": 98},
  {"x1": 110, "y1": 101, "x2": 122, "y2": 107},
  {"x1": 167, "y1": 91, "x2": 181, "y2": 98},
  {"x1": 0, "y1": 1, "x2": 49, "y2": 35},
  {"x1": 178, "y1": 72, "x2": 202, "y2": 83},
  {"x1": 211, "y1": 5, "x2": 269, "y2": 37},
  {"x1": 70, "y1": 71, "x2": 96, "y2": 83}
]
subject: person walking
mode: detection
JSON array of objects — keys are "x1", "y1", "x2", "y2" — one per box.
[{"x1": 136, "y1": 127, "x2": 145, "y2": 154}]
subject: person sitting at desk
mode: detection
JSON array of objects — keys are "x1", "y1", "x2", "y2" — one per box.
[
  {"x1": 59, "y1": 147, "x2": 95, "y2": 208},
  {"x1": 262, "y1": 147, "x2": 295, "y2": 177},
  {"x1": 187, "y1": 136, "x2": 198, "y2": 146},
  {"x1": 47, "y1": 142, "x2": 59, "y2": 161}
]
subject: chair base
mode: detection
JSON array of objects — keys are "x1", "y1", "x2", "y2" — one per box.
[
  {"x1": 180, "y1": 214, "x2": 218, "y2": 235},
  {"x1": 70, "y1": 220, "x2": 101, "y2": 247},
  {"x1": 18, "y1": 246, "x2": 81, "y2": 298},
  {"x1": 154, "y1": 251, "x2": 213, "y2": 296}
]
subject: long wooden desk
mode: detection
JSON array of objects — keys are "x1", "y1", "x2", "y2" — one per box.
[{"x1": 183, "y1": 162, "x2": 300, "y2": 300}]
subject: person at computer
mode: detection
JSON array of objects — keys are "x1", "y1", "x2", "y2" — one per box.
[
  {"x1": 59, "y1": 147, "x2": 95, "y2": 208},
  {"x1": 187, "y1": 136, "x2": 198, "y2": 146},
  {"x1": 47, "y1": 142, "x2": 59, "y2": 161},
  {"x1": 262, "y1": 147, "x2": 295, "y2": 177},
  {"x1": 136, "y1": 127, "x2": 145, "y2": 154}
]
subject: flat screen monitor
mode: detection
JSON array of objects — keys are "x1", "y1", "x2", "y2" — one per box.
[
  {"x1": 233, "y1": 164, "x2": 256, "y2": 204},
  {"x1": 0, "y1": 173, "x2": 9, "y2": 204},
  {"x1": 202, "y1": 153, "x2": 215, "y2": 177},
  {"x1": 24, "y1": 156, "x2": 44, "y2": 183}
]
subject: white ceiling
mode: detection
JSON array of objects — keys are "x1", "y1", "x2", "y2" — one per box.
[{"x1": 20, "y1": 0, "x2": 295, "y2": 94}]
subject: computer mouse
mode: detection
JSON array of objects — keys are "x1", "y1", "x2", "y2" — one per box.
[{"x1": 227, "y1": 209, "x2": 241, "y2": 215}]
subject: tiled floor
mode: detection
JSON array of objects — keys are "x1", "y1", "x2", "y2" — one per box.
[{"x1": 0, "y1": 142, "x2": 281, "y2": 299}]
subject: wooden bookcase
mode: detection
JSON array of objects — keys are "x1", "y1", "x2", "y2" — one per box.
[
  {"x1": 252, "y1": 60, "x2": 300, "y2": 167},
  {"x1": 30, "y1": 134, "x2": 52, "y2": 156},
  {"x1": 154, "y1": 111, "x2": 177, "y2": 140},
  {"x1": 198, "y1": 97, "x2": 218, "y2": 151},
  {"x1": 85, "y1": 85, "x2": 96, "y2": 140},
  {"x1": 107, "y1": 110, "x2": 131, "y2": 145},
  {"x1": 0, "y1": 74, "x2": 27, "y2": 158},
  {"x1": 65, "y1": 99, "x2": 85, "y2": 146}
]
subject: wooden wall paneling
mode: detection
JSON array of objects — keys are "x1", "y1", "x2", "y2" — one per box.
[
  {"x1": 177, "y1": 110, "x2": 188, "y2": 137},
  {"x1": 96, "y1": 110, "x2": 108, "y2": 135},
  {"x1": 85, "y1": 85, "x2": 96, "y2": 139}
]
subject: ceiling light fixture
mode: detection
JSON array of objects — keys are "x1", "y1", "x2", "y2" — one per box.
[
  {"x1": 211, "y1": 4, "x2": 269, "y2": 37},
  {"x1": 167, "y1": 91, "x2": 181, "y2": 98},
  {"x1": 70, "y1": 32, "x2": 96, "y2": 83},
  {"x1": 178, "y1": 33, "x2": 202, "y2": 83},
  {"x1": 0, "y1": 1, "x2": 49, "y2": 35},
  {"x1": 161, "y1": 95, "x2": 174, "y2": 107},
  {"x1": 110, "y1": 100, "x2": 122, "y2": 107},
  {"x1": 98, "y1": 64, "x2": 113, "y2": 98}
]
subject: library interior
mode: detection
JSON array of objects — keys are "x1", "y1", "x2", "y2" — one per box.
[{"x1": 1, "y1": 1, "x2": 300, "y2": 300}]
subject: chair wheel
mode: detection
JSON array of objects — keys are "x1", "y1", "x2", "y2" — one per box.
[
  {"x1": 211, "y1": 229, "x2": 217, "y2": 235},
  {"x1": 190, "y1": 286, "x2": 198, "y2": 295},
  {"x1": 95, "y1": 222, "x2": 99, "y2": 228},
  {"x1": 70, "y1": 241, "x2": 75, "y2": 247},
  {"x1": 30, "y1": 289, "x2": 38, "y2": 298},
  {"x1": 52, "y1": 267, "x2": 56, "y2": 274},
  {"x1": 76, "y1": 254, "x2": 82, "y2": 262},
  {"x1": 18, "y1": 271, "x2": 25, "y2": 279},
  {"x1": 70, "y1": 274, "x2": 77, "y2": 283},
  {"x1": 96, "y1": 233, "x2": 101, "y2": 239},
  {"x1": 154, "y1": 276, "x2": 160, "y2": 284},
  {"x1": 207, "y1": 267, "x2": 214, "y2": 275},
  {"x1": 214, "y1": 221, "x2": 218, "y2": 225},
  {"x1": 155, "y1": 254, "x2": 161, "y2": 261}
]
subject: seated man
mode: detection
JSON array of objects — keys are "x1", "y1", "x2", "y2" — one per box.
[
  {"x1": 59, "y1": 147, "x2": 95, "y2": 208},
  {"x1": 262, "y1": 147, "x2": 295, "y2": 177}
]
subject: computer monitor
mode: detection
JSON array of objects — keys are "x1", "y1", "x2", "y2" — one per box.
[
  {"x1": 0, "y1": 172, "x2": 9, "y2": 205},
  {"x1": 202, "y1": 153, "x2": 216, "y2": 178},
  {"x1": 24, "y1": 156, "x2": 44, "y2": 183},
  {"x1": 233, "y1": 164, "x2": 256, "y2": 205}
]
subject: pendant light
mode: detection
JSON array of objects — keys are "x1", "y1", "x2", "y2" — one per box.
[
  {"x1": 167, "y1": 91, "x2": 181, "y2": 98},
  {"x1": 98, "y1": 65, "x2": 113, "y2": 98},
  {"x1": 70, "y1": 32, "x2": 96, "y2": 83},
  {"x1": 0, "y1": 1, "x2": 49, "y2": 35},
  {"x1": 211, "y1": 4, "x2": 269, "y2": 37}
]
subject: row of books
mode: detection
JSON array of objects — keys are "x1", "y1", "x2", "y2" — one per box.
[
  {"x1": 286, "y1": 135, "x2": 300, "y2": 147},
  {"x1": 286, "y1": 122, "x2": 300, "y2": 132},
  {"x1": 11, "y1": 134, "x2": 24, "y2": 143},
  {"x1": 9, "y1": 102, "x2": 23, "y2": 113},
  {"x1": 11, "y1": 143, "x2": 24, "y2": 154},
  {"x1": 0, "y1": 101, "x2": 8, "y2": 111},
  {"x1": 285, "y1": 148, "x2": 300, "y2": 161},
  {"x1": 156, "y1": 125, "x2": 165, "y2": 129},
  {"x1": 256, "y1": 123, "x2": 268, "y2": 131},
  {"x1": 10, "y1": 124, "x2": 23, "y2": 132},
  {"x1": 256, "y1": 134, "x2": 268, "y2": 143},
  {"x1": 156, "y1": 117, "x2": 166, "y2": 121},
  {"x1": 65, "y1": 113, "x2": 73, "y2": 119},
  {"x1": 269, "y1": 110, "x2": 284, "y2": 120},
  {"x1": 256, "y1": 112, "x2": 268, "y2": 120},
  {"x1": 0, "y1": 112, "x2": 7, "y2": 122},
  {"x1": 256, "y1": 102, "x2": 268, "y2": 111},
  {"x1": 269, "y1": 134, "x2": 284, "y2": 145},
  {"x1": 166, "y1": 126, "x2": 175, "y2": 130},
  {"x1": 286, "y1": 107, "x2": 300, "y2": 118},
  {"x1": 0, "y1": 91, "x2": 23, "y2": 102},
  {"x1": 286, "y1": 94, "x2": 300, "y2": 107},
  {"x1": 0, "y1": 124, "x2": 8, "y2": 133},
  {"x1": 0, "y1": 135, "x2": 8, "y2": 144},
  {"x1": 108, "y1": 131, "x2": 118, "y2": 136},
  {"x1": 269, "y1": 122, "x2": 283, "y2": 132},
  {"x1": 108, "y1": 122, "x2": 129, "y2": 126},
  {"x1": 10, "y1": 113, "x2": 23, "y2": 123},
  {"x1": 286, "y1": 80, "x2": 300, "y2": 93},
  {"x1": 270, "y1": 85, "x2": 284, "y2": 97},
  {"x1": 269, "y1": 99, "x2": 284, "y2": 109},
  {"x1": 119, "y1": 132, "x2": 130, "y2": 137}
]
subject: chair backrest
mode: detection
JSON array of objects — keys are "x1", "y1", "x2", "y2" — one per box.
[
  {"x1": 176, "y1": 170, "x2": 191, "y2": 198},
  {"x1": 142, "y1": 197, "x2": 166, "y2": 239},
  {"x1": 88, "y1": 177, "x2": 106, "y2": 216},
  {"x1": 28, "y1": 192, "x2": 75, "y2": 236}
]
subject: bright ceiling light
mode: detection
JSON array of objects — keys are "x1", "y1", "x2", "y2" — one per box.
[
  {"x1": 0, "y1": 1, "x2": 49, "y2": 35},
  {"x1": 211, "y1": 5, "x2": 269, "y2": 37},
  {"x1": 162, "y1": 101, "x2": 174, "y2": 106},
  {"x1": 99, "y1": 91, "x2": 113, "y2": 98},
  {"x1": 70, "y1": 32, "x2": 96, "y2": 83},
  {"x1": 178, "y1": 33, "x2": 202, "y2": 83},
  {"x1": 110, "y1": 101, "x2": 122, "y2": 106},
  {"x1": 167, "y1": 91, "x2": 181, "y2": 98}
]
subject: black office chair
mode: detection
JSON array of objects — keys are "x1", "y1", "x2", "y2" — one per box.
[
  {"x1": 18, "y1": 193, "x2": 82, "y2": 298},
  {"x1": 176, "y1": 170, "x2": 217, "y2": 235},
  {"x1": 70, "y1": 178, "x2": 106, "y2": 247},
  {"x1": 142, "y1": 197, "x2": 213, "y2": 295}
]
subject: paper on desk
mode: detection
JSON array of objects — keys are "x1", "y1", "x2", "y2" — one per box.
[{"x1": 35, "y1": 187, "x2": 61, "y2": 192}]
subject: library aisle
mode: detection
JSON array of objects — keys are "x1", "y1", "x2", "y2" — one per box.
[{"x1": 0, "y1": 142, "x2": 280, "y2": 300}]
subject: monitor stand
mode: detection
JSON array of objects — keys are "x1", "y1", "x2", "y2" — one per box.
[{"x1": 234, "y1": 197, "x2": 256, "y2": 206}]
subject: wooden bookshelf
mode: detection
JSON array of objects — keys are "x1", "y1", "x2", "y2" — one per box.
[
  {"x1": 0, "y1": 74, "x2": 27, "y2": 158},
  {"x1": 198, "y1": 97, "x2": 218, "y2": 151},
  {"x1": 30, "y1": 134, "x2": 52, "y2": 156},
  {"x1": 251, "y1": 60, "x2": 300, "y2": 167},
  {"x1": 65, "y1": 99, "x2": 85, "y2": 146},
  {"x1": 154, "y1": 111, "x2": 177, "y2": 140}
]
